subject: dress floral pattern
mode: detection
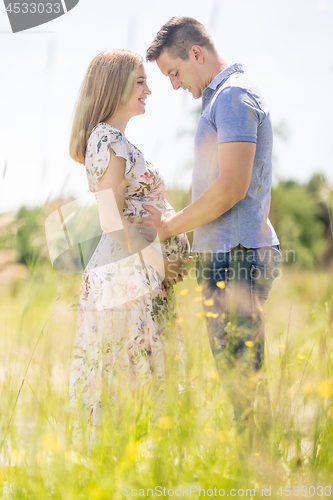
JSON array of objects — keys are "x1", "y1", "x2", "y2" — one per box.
[{"x1": 68, "y1": 123, "x2": 190, "y2": 428}]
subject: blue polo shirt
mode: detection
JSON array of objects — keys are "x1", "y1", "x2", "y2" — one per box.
[{"x1": 192, "y1": 63, "x2": 279, "y2": 253}]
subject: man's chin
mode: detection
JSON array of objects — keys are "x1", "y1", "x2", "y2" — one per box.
[
  {"x1": 184, "y1": 87, "x2": 201, "y2": 99},
  {"x1": 191, "y1": 91, "x2": 201, "y2": 100}
]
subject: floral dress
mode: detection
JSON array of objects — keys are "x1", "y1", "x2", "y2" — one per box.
[{"x1": 68, "y1": 123, "x2": 190, "y2": 427}]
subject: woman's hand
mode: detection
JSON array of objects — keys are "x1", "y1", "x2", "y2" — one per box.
[{"x1": 162, "y1": 255, "x2": 193, "y2": 288}]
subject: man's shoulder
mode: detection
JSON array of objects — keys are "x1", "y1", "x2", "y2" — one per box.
[
  {"x1": 215, "y1": 71, "x2": 260, "y2": 99},
  {"x1": 210, "y1": 73, "x2": 268, "y2": 117}
]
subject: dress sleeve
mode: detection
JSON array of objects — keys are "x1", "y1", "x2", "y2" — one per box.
[{"x1": 85, "y1": 126, "x2": 130, "y2": 193}]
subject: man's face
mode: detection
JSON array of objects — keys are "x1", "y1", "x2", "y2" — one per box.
[{"x1": 156, "y1": 48, "x2": 204, "y2": 99}]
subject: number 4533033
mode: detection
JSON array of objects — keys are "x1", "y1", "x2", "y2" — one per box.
[
  {"x1": 277, "y1": 485, "x2": 331, "y2": 496},
  {"x1": 5, "y1": 3, "x2": 61, "y2": 14}
]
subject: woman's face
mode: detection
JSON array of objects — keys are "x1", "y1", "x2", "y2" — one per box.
[{"x1": 121, "y1": 64, "x2": 151, "y2": 117}]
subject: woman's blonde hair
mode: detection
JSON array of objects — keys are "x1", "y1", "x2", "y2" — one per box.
[{"x1": 70, "y1": 49, "x2": 143, "y2": 164}]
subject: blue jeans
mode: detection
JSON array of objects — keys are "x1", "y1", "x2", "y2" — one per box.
[{"x1": 196, "y1": 244, "x2": 281, "y2": 424}]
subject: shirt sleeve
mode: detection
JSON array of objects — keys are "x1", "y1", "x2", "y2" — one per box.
[
  {"x1": 211, "y1": 86, "x2": 261, "y2": 144},
  {"x1": 85, "y1": 127, "x2": 129, "y2": 193}
]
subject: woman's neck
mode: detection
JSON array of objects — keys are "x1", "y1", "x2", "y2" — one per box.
[{"x1": 104, "y1": 111, "x2": 130, "y2": 134}]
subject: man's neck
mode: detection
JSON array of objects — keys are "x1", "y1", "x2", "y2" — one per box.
[{"x1": 203, "y1": 53, "x2": 230, "y2": 90}]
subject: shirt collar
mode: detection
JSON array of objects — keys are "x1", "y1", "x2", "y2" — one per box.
[{"x1": 204, "y1": 63, "x2": 244, "y2": 93}]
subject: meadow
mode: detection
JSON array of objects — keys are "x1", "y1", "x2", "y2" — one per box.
[{"x1": 1, "y1": 255, "x2": 333, "y2": 499}]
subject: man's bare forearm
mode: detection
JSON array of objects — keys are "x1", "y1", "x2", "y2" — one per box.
[{"x1": 166, "y1": 178, "x2": 243, "y2": 238}]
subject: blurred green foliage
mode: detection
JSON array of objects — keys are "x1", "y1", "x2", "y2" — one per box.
[
  {"x1": 15, "y1": 206, "x2": 45, "y2": 267},
  {"x1": 270, "y1": 174, "x2": 333, "y2": 268}
]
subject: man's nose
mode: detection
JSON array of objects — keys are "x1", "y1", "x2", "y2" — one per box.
[{"x1": 170, "y1": 77, "x2": 181, "y2": 90}]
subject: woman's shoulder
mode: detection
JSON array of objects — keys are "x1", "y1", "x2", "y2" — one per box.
[
  {"x1": 88, "y1": 122, "x2": 127, "y2": 150},
  {"x1": 86, "y1": 122, "x2": 133, "y2": 163}
]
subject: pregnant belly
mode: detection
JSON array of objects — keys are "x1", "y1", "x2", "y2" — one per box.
[{"x1": 125, "y1": 201, "x2": 190, "y2": 258}]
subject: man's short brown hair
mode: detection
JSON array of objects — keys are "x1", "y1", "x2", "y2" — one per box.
[{"x1": 146, "y1": 17, "x2": 215, "y2": 61}]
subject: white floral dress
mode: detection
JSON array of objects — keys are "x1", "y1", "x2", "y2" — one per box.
[{"x1": 68, "y1": 123, "x2": 190, "y2": 426}]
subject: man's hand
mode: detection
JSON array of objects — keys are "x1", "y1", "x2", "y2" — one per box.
[
  {"x1": 135, "y1": 225, "x2": 157, "y2": 242},
  {"x1": 134, "y1": 204, "x2": 172, "y2": 242}
]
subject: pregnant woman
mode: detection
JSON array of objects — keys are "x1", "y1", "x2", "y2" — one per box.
[{"x1": 68, "y1": 49, "x2": 190, "y2": 439}]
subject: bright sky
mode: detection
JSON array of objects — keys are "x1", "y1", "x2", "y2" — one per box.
[{"x1": 0, "y1": 0, "x2": 332, "y2": 214}]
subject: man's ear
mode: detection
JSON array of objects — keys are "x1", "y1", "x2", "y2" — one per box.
[{"x1": 190, "y1": 45, "x2": 204, "y2": 63}]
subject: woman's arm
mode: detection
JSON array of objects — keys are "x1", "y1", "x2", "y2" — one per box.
[{"x1": 96, "y1": 152, "x2": 142, "y2": 252}]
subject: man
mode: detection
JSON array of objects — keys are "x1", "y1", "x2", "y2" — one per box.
[{"x1": 138, "y1": 17, "x2": 281, "y2": 430}]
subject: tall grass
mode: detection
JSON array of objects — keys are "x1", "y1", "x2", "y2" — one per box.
[{"x1": 1, "y1": 261, "x2": 333, "y2": 499}]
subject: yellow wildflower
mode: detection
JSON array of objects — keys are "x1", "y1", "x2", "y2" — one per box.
[
  {"x1": 42, "y1": 434, "x2": 60, "y2": 453},
  {"x1": 126, "y1": 441, "x2": 148, "y2": 461},
  {"x1": 317, "y1": 380, "x2": 331, "y2": 398},
  {"x1": 204, "y1": 298, "x2": 214, "y2": 307},
  {"x1": 217, "y1": 430, "x2": 228, "y2": 443},
  {"x1": 179, "y1": 289, "x2": 188, "y2": 296},
  {"x1": 245, "y1": 341, "x2": 254, "y2": 347},
  {"x1": 157, "y1": 416, "x2": 173, "y2": 430},
  {"x1": 216, "y1": 281, "x2": 225, "y2": 289},
  {"x1": 302, "y1": 383, "x2": 312, "y2": 395}
]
